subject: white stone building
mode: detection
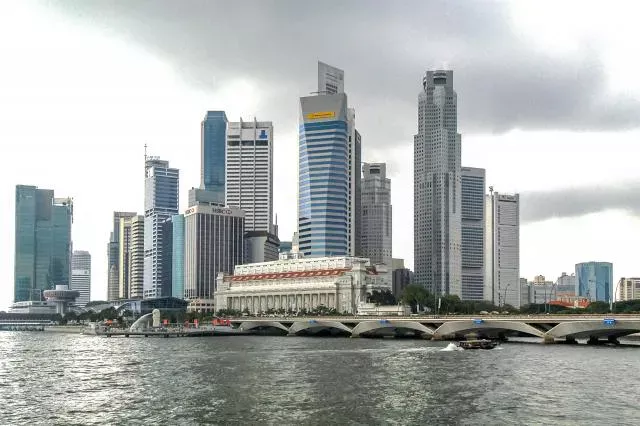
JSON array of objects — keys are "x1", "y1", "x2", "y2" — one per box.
[{"x1": 215, "y1": 256, "x2": 388, "y2": 314}]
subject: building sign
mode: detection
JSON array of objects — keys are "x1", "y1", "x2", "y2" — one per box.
[
  {"x1": 185, "y1": 208, "x2": 195, "y2": 215},
  {"x1": 306, "y1": 111, "x2": 335, "y2": 120},
  {"x1": 211, "y1": 207, "x2": 234, "y2": 215}
]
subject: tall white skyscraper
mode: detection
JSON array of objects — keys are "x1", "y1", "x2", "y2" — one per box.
[
  {"x1": 361, "y1": 163, "x2": 392, "y2": 286},
  {"x1": 129, "y1": 215, "x2": 145, "y2": 299},
  {"x1": 144, "y1": 156, "x2": 179, "y2": 299},
  {"x1": 71, "y1": 250, "x2": 91, "y2": 307},
  {"x1": 318, "y1": 60, "x2": 344, "y2": 95},
  {"x1": 485, "y1": 191, "x2": 520, "y2": 308},
  {"x1": 225, "y1": 118, "x2": 274, "y2": 233},
  {"x1": 461, "y1": 167, "x2": 485, "y2": 301},
  {"x1": 414, "y1": 70, "x2": 462, "y2": 296}
]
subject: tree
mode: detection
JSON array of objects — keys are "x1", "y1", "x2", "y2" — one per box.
[
  {"x1": 64, "y1": 311, "x2": 78, "y2": 323},
  {"x1": 368, "y1": 290, "x2": 396, "y2": 306},
  {"x1": 400, "y1": 285, "x2": 430, "y2": 313}
]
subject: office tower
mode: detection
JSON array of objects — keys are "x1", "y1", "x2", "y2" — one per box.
[
  {"x1": 414, "y1": 70, "x2": 462, "y2": 297},
  {"x1": 244, "y1": 231, "x2": 280, "y2": 263},
  {"x1": 347, "y1": 108, "x2": 362, "y2": 257},
  {"x1": 555, "y1": 272, "x2": 577, "y2": 296},
  {"x1": 117, "y1": 216, "x2": 135, "y2": 299},
  {"x1": 161, "y1": 218, "x2": 174, "y2": 298},
  {"x1": 184, "y1": 205, "x2": 244, "y2": 300},
  {"x1": 129, "y1": 215, "x2": 145, "y2": 299},
  {"x1": 617, "y1": 277, "x2": 640, "y2": 301},
  {"x1": 14, "y1": 185, "x2": 73, "y2": 302},
  {"x1": 171, "y1": 214, "x2": 185, "y2": 299},
  {"x1": 107, "y1": 211, "x2": 136, "y2": 301},
  {"x1": 226, "y1": 118, "x2": 274, "y2": 233},
  {"x1": 71, "y1": 250, "x2": 91, "y2": 307},
  {"x1": 201, "y1": 111, "x2": 228, "y2": 204},
  {"x1": 144, "y1": 156, "x2": 179, "y2": 298},
  {"x1": 318, "y1": 60, "x2": 344, "y2": 95},
  {"x1": 360, "y1": 163, "x2": 392, "y2": 270},
  {"x1": 485, "y1": 191, "x2": 520, "y2": 308},
  {"x1": 460, "y1": 167, "x2": 486, "y2": 301},
  {"x1": 575, "y1": 261, "x2": 613, "y2": 302},
  {"x1": 391, "y1": 258, "x2": 413, "y2": 299}
]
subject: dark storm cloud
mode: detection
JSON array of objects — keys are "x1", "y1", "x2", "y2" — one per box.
[
  {"x1": 48, "y1": 0, "x2": 640, "y2": 150},
  {"x1": 521, "y1": 183, "x2": 640, "y2": 223}
]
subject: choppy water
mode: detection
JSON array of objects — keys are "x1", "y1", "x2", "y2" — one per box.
[{"x1": 1, "y1": 332, "x2": 639, "y2": 425}]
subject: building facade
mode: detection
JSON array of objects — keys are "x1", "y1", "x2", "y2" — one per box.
[
  {"x1": 184, "y1": 205, "x2": 244, "y2": 300},
  {"x1": 215, "y1": 256, "x2": 388, "y2": 314},
  {"x1": 144, "y1": 157, "x2": 179, "y2": 299},
  {"x1": 71, "y1": 250, "x2": 91, "y2": 307},
  {"x1": 201, "y1": 111, "x2": 228, "y2": 204},
  {"x1": 107, "y1": 211, "x2": 136, "y2": 301},
  {"x1": 556, "y1": 272, "x2": 577, "y2": 296},
  {"x1": 347, "y1": 107, "x2": 362, "y2": 258},
  {"x1": 129, "y1": 215, "x2": 145, "y2": 299},
  {"x1": 391, "y1": 258, "x2": 413, "y2": 299},
  {"x1": 226, "y1": 118, "x2": 274, "y2": 233},
  {"x1": 118, "y1": 216, "x2": 135, "y2": 299},
  {"x1": 414, "y1": 70, "x2": 462, "y2": 297},
  {"x1": 244, "y1": 231, "x2": 280, "y2": 264},
  {"x1": 360, "y1": 163, "x2": 392, "y2": 272},
  {"x1": 14, "y1": 185, "x2": 73, "y2": 302},
  {"x1": 575, "y1": 261, "x2": 613, "y2": 302},
  {"x1": 617, "y1": 277, "x2": 640, "y2": 301},
  {"x1": 460, "y1": 167, "x2": 485, "y2": 301},
  {"x1": 485, "y1": 192, "x2": 520, "y2": 308},
  {"x1": 171, "y1": 214, "x2": 185, "y2": 299}
]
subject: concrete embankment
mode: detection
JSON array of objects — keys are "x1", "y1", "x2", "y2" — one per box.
[{"x1": 44, "y1": 325, "x2": 85, "y2": 334}]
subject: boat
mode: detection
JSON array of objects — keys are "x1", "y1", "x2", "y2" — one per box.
[{"x1": 457, "y1": 339, "x2": 498, "y2": 350}]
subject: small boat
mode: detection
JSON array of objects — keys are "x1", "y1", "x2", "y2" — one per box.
[{"x1": 457, "y1": 339, "x2": 498, "y2": 350}]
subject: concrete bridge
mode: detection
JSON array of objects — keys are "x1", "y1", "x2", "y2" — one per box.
[{"x1": 229, "y1": 315, "x2": 640, "y2": 344}]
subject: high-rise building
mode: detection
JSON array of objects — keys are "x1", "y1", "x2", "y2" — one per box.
[
  {"x1": 244, "y1": 231, "x2": 280, "y2": 263},
  {"x1": 617, "y1": 277, "x2": 640, "y2": 301},
  {"x1": 107, "y1": 211, "x2": 136, "y2": 301},
  {"x1": 575, "y1": 261, "x2": 613, "y2": 302},
  {"x1": 71, "y1": 250, "x2": 91, "y2": 307},
  {"x1": 129, "y1": 215, "x2": 145, "y2": 299},
  {"x1": 460, "y1": 167, "x2": 485, "y2": 301},
  {"x1": 14, "y1": 185, "x2": 73, "y2": 302},
  {"x1": 226, "y1": 118, "x2": 274, "y2": 233},
  {"x1": 201, "y1": 111, "x2": 228, "y2": 204},
  {"x1": 161, "y1": 218, "x2": 174, "y2": 298},
  {"x1": 556, "y1": 272, "x2": 577, "y2": 296},
  {"x1": 391, "y1": 258, "x2": 413, "y2": 299},
  {"x1": 414, "y1": 70, "x2": 462, "y2": 297},
  {"x1": 485, "y1": 191, "x2": 520, "y2": 308},
  {"x1": 171, "y1": 214, "x2": 185, "y2": 299},
  {"x1": 318, "y1": 60, "x2": 345, "y2": 95},
  {"x1": 360, "y1": 163, "x2": 392, "y2": 273},
  {"x1": 184, "y1": 205, "x2": 244, "y2": 300},
  {"x1": 347, "y1": 107, "x2": 362, "y2": 257},
  {"x1": 144, "y1": 156, "x2": 179, "y2": 299},
  {"x1": 117, "y1": 216, "x2": 135, "y2": 299}
]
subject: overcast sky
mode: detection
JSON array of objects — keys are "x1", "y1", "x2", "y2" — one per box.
[{"x1": 2, "y1": 0, "x2": 640, "y2": 309}]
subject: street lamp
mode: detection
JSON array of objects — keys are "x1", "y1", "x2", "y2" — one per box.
[{"x1": 611, "y1": 281, "x2": 620, "y2": 313}]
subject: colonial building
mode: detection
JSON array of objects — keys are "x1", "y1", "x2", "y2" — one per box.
[{"x1": 215, "y1": 256, "x2": 388, "y2": 314}]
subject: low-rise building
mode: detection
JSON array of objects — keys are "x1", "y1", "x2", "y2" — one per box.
[{"x1": 215, "y1": 256, "x2": 389, "y2": 314}]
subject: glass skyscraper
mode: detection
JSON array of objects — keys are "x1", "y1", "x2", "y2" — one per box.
[
  {"x1": 201, "y1": 111, "x2": 228, "y2": 204},
  {"x1": 461, "y1": 167, "x2": 485, "y2": 301},
  {"x1": 360, "y1": 163, "x2": 392, "y2": 274},
  {"x1": 575, "y1": 261, "x2": 613, "y2": 302},
  {"x1": 14, "y1": 185, "x2": 73, "y2": 302},
  {"x1": 171, "y1": 214, "x2": 185, "y2": 299}
]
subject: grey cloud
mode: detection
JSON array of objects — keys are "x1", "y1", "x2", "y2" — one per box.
[
  {"x1": 47, "y1": 0, "x2": 640, "y2": 152},
  {"x1": 521, "y1": 183, "x2": 640, "y2": 223}
]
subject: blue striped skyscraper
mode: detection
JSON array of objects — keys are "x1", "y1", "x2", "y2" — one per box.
[{"x1": 201, "y1": 111, "x2": 227, "y2": 204}]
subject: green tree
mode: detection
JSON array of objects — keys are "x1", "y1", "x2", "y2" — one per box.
[
  {"x1": 400, "y1": 285, "x2": 430, "y2": 313},
  {"x1": 368, "y1": 290, "x2": 396, "y2": 306}
]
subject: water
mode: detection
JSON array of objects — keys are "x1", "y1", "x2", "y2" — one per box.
[{"x1": 1, "y1": 333, "x2": 639, "y2": 425}]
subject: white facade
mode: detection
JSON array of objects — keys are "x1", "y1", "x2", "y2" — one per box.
[
  {"x1": 71, "y1": 250, "x2": 91, "y2": 307},
  {"x1": 215, "y1": 256, "x2": 389, "y2": 314},
  {"x1": 129, "y1": 215, "x2": 145, "y2": 299},
  {"x1": 347, "y1": 107, "x2": 362, "y2": 257},
  {"x1": 617, "y1": 277, "x2": 640, "y2": 301},
  {"x1": 414, "y1": 70, "x2": 462, "y2": 296},
  {"x1": 226, "y1": 118, "x2": 274, "y2": 233},
  {"x1": 318, "y1": 60, "x2": 344, "y2": 95},
  {"x1": 485, "y1": 192, "x2": 520, "y2": 308}
]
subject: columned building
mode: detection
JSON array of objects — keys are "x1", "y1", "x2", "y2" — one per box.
[
  {"x1": 485, "y1": 191, "x2": 520, "y2": 308},
  {"x1": 71, "y1": 250, "x2": 91, "y2": 307},
  {"x1": 414, "y1": 70, "x2": 462, "y2": 297},
  {"x1": 460, "y1": 167, "x2": 485, "y2": 301},
  {"x1": 14, "y1": 185, "x2": 73, "y2": 302},
  {"x1": 201, "y1": 111, "x2": 228, "y2": 204},
  {"x1": 215, "y1": 256, "x2": 388, "y2": 314},
  {"x1": 360, "y1": 163, "x2": 392, "y2": 280},
  {"x1": 144, "y1": 156, "x2": 179, "y2": 298}
]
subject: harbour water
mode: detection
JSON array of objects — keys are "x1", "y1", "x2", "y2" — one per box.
[{"x1": 1, "y1": 332, "x2": 639, "y2": 425}]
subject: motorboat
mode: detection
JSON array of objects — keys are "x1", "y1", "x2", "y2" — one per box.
[{"x1": 457, "y1": 339, "x2": 498, "y2": 350}]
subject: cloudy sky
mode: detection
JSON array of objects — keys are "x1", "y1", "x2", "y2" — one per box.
[{"x1": 1, "y1": 0, "x2": 640, "y2": 309}]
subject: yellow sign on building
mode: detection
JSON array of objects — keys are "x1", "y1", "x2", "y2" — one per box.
[{"x1": 306, "y1": 111, "x2": 335, "y2": 120}]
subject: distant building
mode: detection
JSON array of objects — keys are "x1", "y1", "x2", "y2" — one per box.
[
  {"x1": 188, "y1": 187, "x2": 222, "y2": 207},
  {"x1": 161, "y1": 218, "x2": 174, "y2": 298},
  {"x1": 244, "y1": 231, "x2": 280, "y2": 264},
  {"x1": 107, "y1": 211, "x2": 136, "y2": 301},
  {"x1": 575, "y1": 262, "x2": 613, "y2": 302},
  {"x1": 556, "y1": 272, "x2": 577, "y2": 296},
  {"x1": 117, "y1": 216, "x2": 135, "y2": 299},
  {"x1": 279, "y1": 241, "x2": 292, "y2": 253},
  {"x1": 618, "y1": 277, "x2": 640, "y2": 301},
  {"x1": 14, "y1": 185, "x2": 73, "y2": 302},
  {"x1": 520, "y1": 277, "x2": 530, "y2": 306},
  {"x1": 360, "y1": 163, "x2": 392, "y2": 277},
  {"x1": 460, "y1": 167, "x2": 485, "y2": 301},
  {"x1": 171, "y1": 214, "x2": 185, "y2": 299},
  {"x1": 391, "y1": 258, "x2": 413, "y2": 298},
  {"x1": 485, "y1": 191, "x2": 520, "y2": 308},
  {"x1": 128, "y1": 215, "x2": 145, "y2": 299},
  {"x1": 71, "y1": 250, "x2": 91, "y2": 307},
  {"x1": 201, "y1": 111, "x2": 228, "y2": 204}
]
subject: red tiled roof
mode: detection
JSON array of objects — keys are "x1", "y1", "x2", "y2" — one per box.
[{"x1": 228, "y1": 268, "x2": 350, "y2": 282}]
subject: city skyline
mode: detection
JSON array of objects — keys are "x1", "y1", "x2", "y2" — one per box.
[{"x1": 2, "y1": 1, "x2": 640, "y2": 309}]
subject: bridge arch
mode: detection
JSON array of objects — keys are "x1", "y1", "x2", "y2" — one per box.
[
  {"x1": 238, "y1": 321, "x2": 289, "y2": 335},
  {"x1": 546, "y1": 320, "x2": 640, "y2": 340},
  {"x1": 288, "y1": 320, "x2": 352, "y2": 336},
  {"x1": 351, "y1": 320, "x2": 434, "y2": 338},
  {"x1": 433, "y1": 320, "x2": 545, "y2": 339}
]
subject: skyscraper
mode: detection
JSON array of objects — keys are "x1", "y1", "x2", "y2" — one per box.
[
  {"x1": 461, "y1": 167, "x2": 486, "y2": 301},
  {"x1": 144, "y1": 156, "x2": 179, "y2": 298},
  {"x1": 107, "y1": 211, "x2": 136, "y2": 301},
  {"x1": 171, "y1": 214, "x2": 185, "y2": 299},
  {"x1": 14, "y1": 185, "x2": 73, "y2": 302},
  {"x1": 347, "y1": 108, "x2": 362, "y2": 257},
  {"x1": 117, "y1": 216, "x2": 134, "y2": 299},
  {"x1": 575, "y1": 262, "x2": 613, "y2": 302},
  {"x1": 71, "y1": 250, "x2": 91, "y2": 307},
  {"x1": 360, "y1": 163, "x2": 392, "y2": 272},
  {"x1": 129, "y1": 215, "x2": 145, "y2": 299},
  {"x1": 318, "y1": 60, "x2": 345, "y2": 95},
  {"x1": 414, "y1": 70, "x2": 462, "y2": 296},
  {"x1": 201, "y1": 111, "x2": 228, "y2": 204},
  {"x1": 226, "y1": 118, "x2": 274, "y2": 233},
  {"x1": 485, "y1": 191, "x2": 520, "y2": 308}
]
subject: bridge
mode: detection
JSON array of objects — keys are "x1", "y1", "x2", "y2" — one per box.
[{"x1": 228, "y1": 315, "x2": 640, "y2": 344}]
